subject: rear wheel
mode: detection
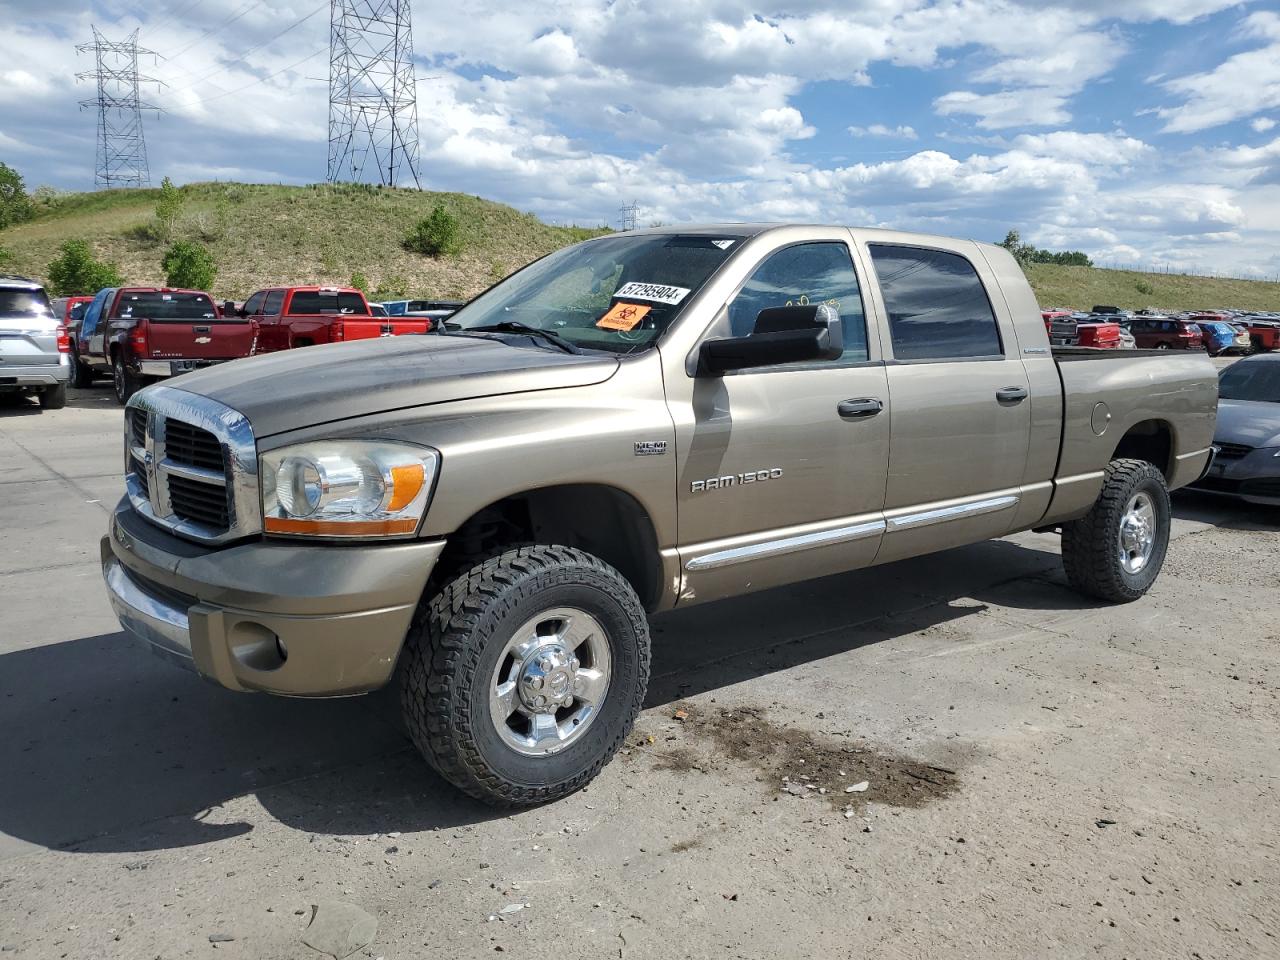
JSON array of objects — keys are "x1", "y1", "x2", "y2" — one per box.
[
  {"x1": 1155, "y1": 342, "x2": 1170, "y2": 350},
  {"x1": 70, "y1": 351, "x2": 94, "y2": 388},
  {"x1": 1061, "y1": 459, "x2": 1170, "y2": 603},
  {"x1": 113, "y1": 354, "x2": 140, "y2": 405},
  {"x1": 401, "y1": 545, "x2": 650, "y2": 807},
  {"x1": 39, "y1": 384, "x2": 67, "y2": 410}
]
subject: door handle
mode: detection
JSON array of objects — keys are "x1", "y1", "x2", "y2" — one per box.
[
  {"x1": 837, "y1": 398, "x2": 884, "y2": 419},
  {"x1": 996, "y1": 386, "x2": 1029, "y2": 403}
]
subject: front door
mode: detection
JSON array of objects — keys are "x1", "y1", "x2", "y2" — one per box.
[
  {"x1": 667, "y1": 235, "x2": 891, "y2": 604},
  {"x1": 860, "y1": 241, "x2": 1033, "y2": 564}
]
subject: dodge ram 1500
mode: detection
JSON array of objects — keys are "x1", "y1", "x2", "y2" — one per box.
[{"x1": 102, "y1": 225, "x2": 1218, "y2": 806}]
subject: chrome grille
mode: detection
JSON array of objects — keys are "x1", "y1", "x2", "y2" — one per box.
[{"x1": 123, "y1": 385, "x2": 260, "y2": 545}]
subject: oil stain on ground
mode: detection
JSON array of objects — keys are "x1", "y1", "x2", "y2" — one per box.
[{"x1": 632, "y1": 703, "x2": 960, "y2": 811}]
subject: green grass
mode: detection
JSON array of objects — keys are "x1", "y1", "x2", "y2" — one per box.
[
  {"x1": 1025, "y1": 262, "x2": 1280, "y2": 313},
  {"x1": 1, "y1": 182, "x2": 608, "y2": 299},
  {"x1": 5, "y1": 181, "x2": 1280, "y2": 312}
]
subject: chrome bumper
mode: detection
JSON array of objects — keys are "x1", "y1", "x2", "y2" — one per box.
[
  {"x1": 137, "y1": 358, "x2": 228, "y2": 377},
  {"x1": 103, "y1": 555, "x2": 197, "y2": 671}
]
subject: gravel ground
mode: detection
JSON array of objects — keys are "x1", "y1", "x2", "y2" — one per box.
[{"x1": 1, "y1": 381, "x2": 1277, "y2": 960}]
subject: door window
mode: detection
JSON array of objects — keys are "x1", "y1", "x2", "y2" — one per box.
[
  {"x1": 869, "y1": 245, "x2": 1002, "y2": 361},
  {"x1": 726, "y1": 242, "x2": 868, "y2": 363},
  {"x1": 244, "y1": 291, "x2": 267, "y2": 316},
  {"x1": 262, "y1": 290, "x2": 285, "y2": 316}
]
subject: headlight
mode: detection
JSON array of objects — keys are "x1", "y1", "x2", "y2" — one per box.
[{"x1": 260, "y1": 441, "x2": 439, "y2": 538}]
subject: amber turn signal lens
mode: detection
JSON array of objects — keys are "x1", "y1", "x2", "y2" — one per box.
[
  {"x1": 264, "y1": 516, "x2": 419, "y2": 537},
  {"x1": 387, "y1": 463, "x2": 426, "y2": 512}
]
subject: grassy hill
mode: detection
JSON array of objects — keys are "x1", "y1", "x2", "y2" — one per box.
[
  {"x1": 3, "y1": 181, "x2": 1280, "y2": 312},
  {"x1": 0, "y1": 182, "x2": 606, "y2": 300}
]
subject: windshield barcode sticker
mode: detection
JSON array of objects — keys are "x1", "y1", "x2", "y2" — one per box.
[{"x1": 614, "y1": 281, "x2": 691, "y2": 306}]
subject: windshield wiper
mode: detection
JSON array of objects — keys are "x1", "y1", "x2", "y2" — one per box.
[{"x1": 465, "y1": 321, "x2": 581, "y2": 354}]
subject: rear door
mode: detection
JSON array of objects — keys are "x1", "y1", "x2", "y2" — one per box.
[{"x1": 860, "y1": 240, "x2": 1033, "y2": 564}]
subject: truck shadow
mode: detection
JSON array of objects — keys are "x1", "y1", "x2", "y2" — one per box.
[{"x1": 0, "y1": 535, "x2": 1105, "y2": 856}]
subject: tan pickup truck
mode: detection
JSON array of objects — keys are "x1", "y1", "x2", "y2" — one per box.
[{"x1": 102, "y1": 225, "x2": 1217, "y2": 806}]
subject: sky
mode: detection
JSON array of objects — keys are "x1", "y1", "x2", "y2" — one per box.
[{"x1": 2, "y1": 1, "x2": 1280, "y2": 278}]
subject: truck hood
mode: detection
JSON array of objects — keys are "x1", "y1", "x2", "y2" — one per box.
[
  {"x1": 169, "y1": 334, "x2": 620, "y2": 437},
  {"x1": 1215, "y1": 399, "x2": 1280, "y2": 449}
]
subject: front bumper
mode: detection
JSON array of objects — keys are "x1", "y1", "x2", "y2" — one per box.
[
  {"x1": 0, "y1": 356, "x2": 71, "y2": 387},
  {"x1": 1188, "y1": 447, "x2": 1280, "y2": 506},
  {"x1": 137, "y1": 358, "x2": 231, "y2": 377},
  {"x1": 102, "y1": 499, "x2": 446, "y2": 695}
]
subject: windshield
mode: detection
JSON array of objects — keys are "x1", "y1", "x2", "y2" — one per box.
[
  {"x1": 1219, "y1": 360, "x2": 1280, "y2": 402},
  {"x1": 112, "y1": 292, "x2": 217, "y2": 321},
  {"x1": 0, "y1": 289, "x2": 53, "y2": 318},
  {"x1": 447, "y1": 233, "x2": 741, "y2": 354}
]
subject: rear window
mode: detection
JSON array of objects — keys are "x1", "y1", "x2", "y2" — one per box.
[
  {"x1": 111, "y1": 292, "x2": 217, "y2": 321},
  {"x1": 288, "y1": 291, "x2": 366, "y2": 315},
  {"x1": 0, "y1": 289, "x2": 53, "y2": 318}
]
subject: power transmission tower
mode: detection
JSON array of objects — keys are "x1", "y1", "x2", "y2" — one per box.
[
  {"x1": 76, "y1": 27, "x2": 162, "y2": 189},
  {"x1": 328, "y1": 0, "x2": 422, "y2": 188},
  {"x1": 618, "y1": 200, "x2": 639, "y2": 231}
]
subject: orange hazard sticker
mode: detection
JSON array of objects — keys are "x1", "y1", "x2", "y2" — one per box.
[{"x1": 597, "y1": 302, "x2": 651, "y2": 331}]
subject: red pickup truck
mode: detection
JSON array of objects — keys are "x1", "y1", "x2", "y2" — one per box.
[
  {"x1": 245, "y1": 286, "x2": 432, "y2": 353},
  {"x1": 73, "y1": 287, "x2": 258, "y2": 403}
]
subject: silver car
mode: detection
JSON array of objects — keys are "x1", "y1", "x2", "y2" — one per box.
[
  {"x1": 0, "y1": 275, "x2": 70, "y2": 409},
  {"x1": 1190, "y1": 354, "x2": 1280, "y2": 505}
]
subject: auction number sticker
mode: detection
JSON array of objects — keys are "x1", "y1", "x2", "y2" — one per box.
[{"x1": 614, "y1": 281, "x2": 691, "y2": 305}]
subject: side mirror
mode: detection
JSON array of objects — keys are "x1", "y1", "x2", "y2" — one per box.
[{"x1": 698, "y1": 303, "x2": 843, "y2": 376}]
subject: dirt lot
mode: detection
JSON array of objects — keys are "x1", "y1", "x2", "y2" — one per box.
[{"x1": 1, "y1": 383, "x2": 1277, "y2": 960}]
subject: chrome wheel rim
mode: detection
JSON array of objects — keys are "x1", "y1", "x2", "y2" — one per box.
[
  {"x1": 1118, "y1": 492, "x2": 1157, "y2": 575},
  {"x1": 489, "y1": 606, "x2": 611, "y2": 757}
]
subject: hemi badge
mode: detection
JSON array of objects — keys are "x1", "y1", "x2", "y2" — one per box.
[{"x1": 634, "y1": 441, "x2": 667, "y2": 457}]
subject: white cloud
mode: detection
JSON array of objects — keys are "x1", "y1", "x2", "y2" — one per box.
[
  {"x1": 849, "y1": 124, "x2": 918, "y2": 139},
  {"x1": 1253, "y1": 117, "x2": 1277, "y2": 132},
  {"x1": 1157, "y1": 12, "x2": 1280, "y2": 134}
]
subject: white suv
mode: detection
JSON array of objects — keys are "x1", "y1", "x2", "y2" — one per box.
[{"x1": 0, "y1": 275, "x2": 70, "y2": 409}]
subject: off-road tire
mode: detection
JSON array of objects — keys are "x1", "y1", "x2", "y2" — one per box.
[
  {"x1": 113, "y1": 354, "x2": 139, "y2": 405},
  {"x1": 401, "y1": 545, "x2": 650, "y2": 807},
  {"x1": 39, "y1": 384, "x2": 67, "y2": 410},
  {"x1": 1061, "y1": 458, "x2": 1170, "y2": 603}
]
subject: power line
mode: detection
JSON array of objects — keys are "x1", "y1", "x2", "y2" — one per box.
[
  {"x1": 165, "y1": 3, "x2": 327, "y2": 96},
  {"x1": 76, "y1": 27, "x2": 163, "y2": 189},
  {"x1": 176, "y1": 48, "x2": 326, "y2": 108},
  {"x1": 328, "y1": 0, "x2": 422, "y2": 189},
  {"x1": 166, "y1": 0, "x2": 263, "y2": 60}
]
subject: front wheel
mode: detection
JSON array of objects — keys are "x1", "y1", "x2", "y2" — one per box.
[
  {"x1": 1061, "y1": 459, "x2": 1171, "y2": 603},
  {"x1": 401, "y1": 545, "x2": 650, "y2": 807}
]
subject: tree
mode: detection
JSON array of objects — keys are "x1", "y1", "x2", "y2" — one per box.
[
  {"x1": 403, "y1": 206, "x2": 462, "y2": 257},
  {"x1": 0, "y1": 162, "x2": 33, "y2": 230},
  {"x1": 154, "y1": 176, "x2": 183, "y2": 240},
  {"x1": 45, "y1": 239, "x2": 123, "y2": 296},
  {"x1": 1000, "y1": 228, "x2": 1093, "y2": 269},
  {"x1": 161, "y1": 240, "x2": 217, "y2": 290}
]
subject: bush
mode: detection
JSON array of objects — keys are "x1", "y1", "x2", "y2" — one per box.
[
  {"x1": 0, "y1": 245, "x2": 11, "y2": 268},
  {"x1": 154, "y1": 176, "x2": 183, "y2": 241},
  {"x1": 1135, "y1": 279, "x2": 1154, "y2": 296},
  {"x1": 371, "y1": 275, "x2": 408, "y2": 300},
  {"x1": 349, "y1": 272, "x2": 370, "y2": 294},
  {"x1": 46, "y1": 239, "x2": 123, "y2": 296},
  {"x1": 161, "y1": 240, "x2": 217, "y2": 291},
  {"x1": 403, "y1": 206, "x2": 462, "y2": 257}
]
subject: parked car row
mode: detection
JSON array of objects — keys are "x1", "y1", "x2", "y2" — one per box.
[
  {"x1": 62, "y1": 283, "x2": 463, "y2": 405},
  {"x1": 1041, "y1": 306, "x2": 1280, "y2": 356}
]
